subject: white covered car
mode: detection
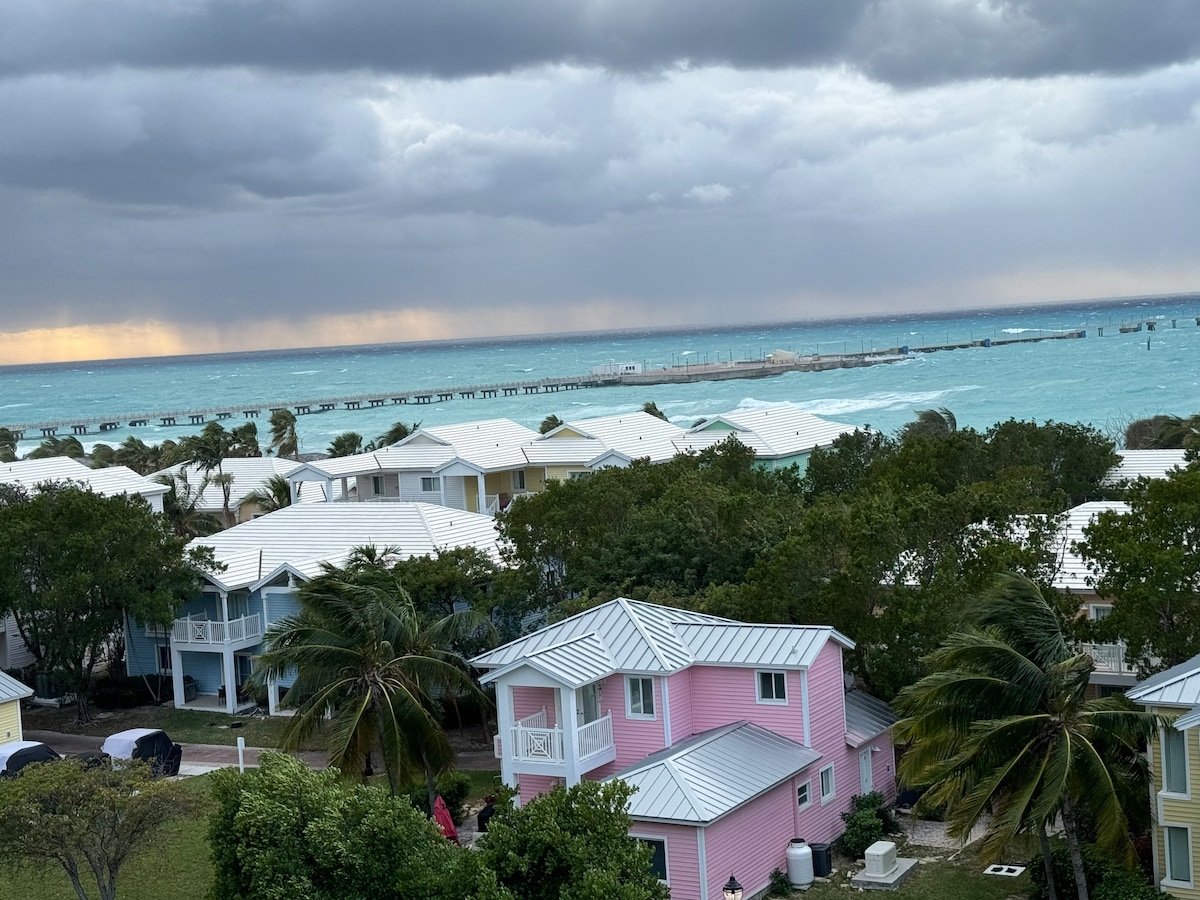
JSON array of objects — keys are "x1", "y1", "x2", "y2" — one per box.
[{"x1": 101, "y1": 728, "x2": 182, "y2": 776}]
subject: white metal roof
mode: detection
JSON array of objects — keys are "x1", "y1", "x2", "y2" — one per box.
[
  {"x1": 189, "y1": 502, "x2": 504, "y2": 591},
  {"x1": 678, "y1": 404, "x2": 856, "y2": 459},
  {"x1": 155, "y1": 458, "x2": 303, "y2": 511},
  {"x1": 0, "y1": 457, "x2": 168, "y2": 500},
  {"x1": 470, "y1": 599, "x2": 849, "y2": 684},
  {"x1": 1128, "y1": 654, "x2": 1200, "y2": 708},
  {"x1": 1054, "y1": 501, "x2": 1130, "y2": 592},
  {"x1": 555, "y1": 412, "x2": 686, "y2": 464},
  {"x1": 1104, "y1": 450, "x2": 1190, "y2": 485},
  {"x1": 414, "y1": 419, "x2": 539, "y2": 472},
  {"x1": 521, "y1": 437, "x2": 610, "y2": 467},
  {"x1": 0, "y1": 670, "x2": 33, "y2": 703},
  {"x1": 609, "y1": 722, "x2": 822, "y2": 824},
  {"x1": 844, "y1": 689, "x2": 898, "y2": 747}
]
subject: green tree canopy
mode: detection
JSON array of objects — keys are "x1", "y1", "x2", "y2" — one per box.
[
  {"x1": 1078, "y1": 464, "x2": 1200, "y2": 672},
  {"x1": 327, "y1": 430, "x2": 364, "y2": 457},
  {"x1": 366, "y1": 421, "x2": 421, "y2": 451},
  {"x1": 0, "y1": 482, "x2": 207, "y2": 721},
  {"x1": 268, "y1": 408, "x2": 300, "y2": 458},
  {"x1": 0, "y1": 759, "x2": 199, "y2": 900},
  {"x1": 242, "y1": 473, "x2": 293, "y2": 515}
]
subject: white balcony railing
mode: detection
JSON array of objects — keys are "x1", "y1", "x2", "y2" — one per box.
[
  {"x1": 577, "y1": 713, "x2": 614, "y2": 759},
  {"x1": 172, "y1": 613, "x2": 264, "y2": 646},
  {"x1": 1080, "y1": 641, "x2": 1132, "y2": 675},
  {"x1": 502, "y1": 711, "x2": 614, "y2": 765},
  {"x1": 519, "y1": 707, "x2": 548, "y2": 729},
  {"x1": 511, "y1": 723, "x2": 565, "y2": 762}
]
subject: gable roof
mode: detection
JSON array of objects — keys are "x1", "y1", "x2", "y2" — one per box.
[
  {"x1": 1128, "y1": 653, "x2": 1200, "y2": 708},
  {"x1": 188, "y1": 502, "x2": 503, "y2": 591},
  {"x1": 609, "y1": 722, "x2": 821, "y2": 825},
  {"x1": 1104, "y1": 450, "x2": 1189, "y2": 486},
  {"x1": 676, "y1": 404, "x2": 856, "y2": 459},
  {"x1": 845, "y1": 689, "x2": 898, "y2": 747},
  {"x1": 0, "y1": 670, "x2": 33, "y2": 703},
  {"x1": 471, "y1": 599, "x2": 852, "y2": 683},
  {"x1": 550, "y1": 412, "x2": 686, "y2": 464},
  {"x1": 1054, "y1": 501, "x2": 1130, "y2": 592}
]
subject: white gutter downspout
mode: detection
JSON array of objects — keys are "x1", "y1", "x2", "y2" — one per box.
[
  {"x1": 800, "y1": 669, "x2": 811, "y2": 746},
  {"x1": 697, "y1": 827, "x2": 708, "y2": 900},
  {"x1": 662, "y1": 676, "x2": 672, "y2": 748}
]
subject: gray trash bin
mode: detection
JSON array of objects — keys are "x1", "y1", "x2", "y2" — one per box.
[{"x1": 810, "y1": 842, "x2": 832, "y2": 877}]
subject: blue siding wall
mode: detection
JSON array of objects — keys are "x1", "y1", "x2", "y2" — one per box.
[
  {"x1": 180, "y1": 652, "x2": 224, "y2": 694},
  {"x1": 265, "y1": 591, "x2": 300, "y2": 627},
  {"x1": 126, "y1": 625, "x2": 168, "y2": 678}
]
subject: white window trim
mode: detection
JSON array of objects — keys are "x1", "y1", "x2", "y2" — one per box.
[
  {"x1": 371, "y1": 475, "x2": 384, "y2": 496},
  {"x1": 756, "y1": 669, "x2": 788, "y2": 705},
  {"x1": 625, "y1": 676, "x2": 656, "y2": 720},
  {"x1": 819, "y1": 764, "x2": 836, "y2": 804},
  {"x1": 797, "y1": 780, "x2": 812, "y2": 811},
  {"x1": 631, "y1": 833, "x2": 669, "y2": 885},
  {"x1": 1161, "y1": 727, "x2": 1191, "y2": 800},
  {"x1": 512, "y1": 470, "x2": 526, "y2": 491},
  {"x1": 420, "y1": 476, "x2": 441, "y2": 493},
  {"x1": 1162, "y1": 823, "x2": 1195, "y2": 890},
  {"x1": 1089, "y1": 603, "x2": 1113, "y2": 620}
]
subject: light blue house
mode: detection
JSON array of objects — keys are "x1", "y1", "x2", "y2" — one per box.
[{"x1": 125, "y1": 502, "x2": 503, "y2": 715}]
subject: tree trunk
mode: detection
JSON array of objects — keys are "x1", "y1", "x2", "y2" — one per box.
[
  {"x1": 1038, "y1": 821, "x2": 1059, "y2": 900},
  {"x1": 1061, "y1": 798, "x2": 1089, "y2": 900}
]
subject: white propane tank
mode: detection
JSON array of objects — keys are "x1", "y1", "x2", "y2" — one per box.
[{"x1": 786, "y1": 838, "x2": 814, "y2": 888}]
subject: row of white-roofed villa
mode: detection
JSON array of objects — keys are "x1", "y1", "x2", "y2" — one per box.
[
  {"x1": 123, "y1": 502, "x2": 503, "y2": 714},
  {"x1": 284, "y1": 404, "x2": 859, "y2": 513}
]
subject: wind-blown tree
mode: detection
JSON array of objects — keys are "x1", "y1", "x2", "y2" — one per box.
[
  {"x1": 253, "y1": 548, "x2": 493, "y2": 804},
  {"x1": 0, "y1": 482, "x2": 209, "y2": 722},
  {"x1": 156, "y1": 468, "x2": 222, "y2": 538},
  {"x1": 328, "y1": 431, "x2": 364, "y2": 457},
  {"x1": 902, "y1": 406, "x2": 958, "y2": 439},
  {"x1": 1078, "y1": 465, "x2": 1200, "y2": 673},
  {"x1": 894, "y1": 574, "x2": 1160, "y2": 900},
  {"x1": 365, "y1": 421, "x2": 421, "y2": 451},
  {"x1": 0, "y1": 427, "x2": 16, "y2": 462},
  {"x1": 268, "y1": 408, "x2": 300, "y2": 458},
  {"x1": 25, "y1": 435, "x2": 86, "y2": 459},
  {"x1": 641, "y1": 400, "x2": 667, "y2": 421},
  {"x1": 228, "y1": 421, "x2": 262, "y2": 457},
  {"x1": 538, "y1": 414, "x2": 562, "y2": 434},
  {"x1": 243, "y1": 473, "x2": 294, "y2": 515},
  {"x1": 0, "y1": 759, "x2": 199, "y2": 900},
  {"x1": 180, "y1": 422, "x2": 239, "y2": 527}
]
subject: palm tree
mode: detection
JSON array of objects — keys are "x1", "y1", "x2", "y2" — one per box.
[
  {"x1": 25, "y1": 435, "x2": 86, "y2": 459},
  {"x1": 895, "y1": 574, "x2": 1160, "y2": 900},
  {"x1": 253, "y1": 549, "x2": 493, "y2": 804},
  {"x1": 539, "y1": 414, "x2": 562, "y2": 435},
  {"x1": 901, "y1": 407, "x2": 958, "y2": 439},
  {"x1": 641, "y1": 401, "x2": 667, "y2": 421},
  {"x1": 182, "y1": 423, "x2": 236, "y2": 527},
  {"x1": 268, "y1": 409, "x2": 300, "y2": 459},
  {"x1": 328, "y1": 431, "x2": 364, "y2": 457},
  {"x1": 156, "y1": 470, "x2": 222, "y2": 538},
  {"x1": 243, "y1": 474, "x2": 293, "y2": 514},
  {"x1": 365, "y1": 421, "x2": 420, "y2": 451}
]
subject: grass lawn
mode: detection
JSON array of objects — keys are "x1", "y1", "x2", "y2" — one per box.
[
  {"x1": 22, "y1": 702, "x2": 324, "y2": 749},
  {"x1": 0, "y1": 776, "x2": 215, "y2": 900},
  {"x1": 788, "y1": 842, "x2": 1032, "y2": 900}
]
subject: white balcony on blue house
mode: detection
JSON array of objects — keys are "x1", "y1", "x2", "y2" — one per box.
[{"x1": 167, "y1": 589, "x2": 266, "y2": 715}]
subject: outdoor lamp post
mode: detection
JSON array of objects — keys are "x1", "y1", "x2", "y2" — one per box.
[{"x1": 722, "y1": 874, "x2": 743, "y2": 900}]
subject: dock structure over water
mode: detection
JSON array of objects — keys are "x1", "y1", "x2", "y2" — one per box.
[{"x1": 2, "y1": 328, "x2": 1086, "y2": 439}]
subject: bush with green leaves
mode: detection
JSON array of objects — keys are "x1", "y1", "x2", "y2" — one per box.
[
  {"x1": 1029, "y1": 841, "x2": 1155, "y2": 900},
  {"x1": 837, "y1": 808, "x2": 884, "y2": 858},
  {"x1": 208, "y1": 753, "x2": 505, "y2": 900},
  {"x1": 478, "y1": 780, "x2": 671, "y2": 900},
  {"x1": 767, "y1": 867, "x2": 792, "y2": 896},
  {"x1": 403, "y1": 770, "x2": 471, "y2": 824},
  {"x1": 849, "y1": 791, "x2": 901, "y2": 833}
]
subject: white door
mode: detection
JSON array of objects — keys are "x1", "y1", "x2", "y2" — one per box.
[
  {"x1": 859, "y1": 749, "x2": 874, "y2": 794},
  {"x1": 576, "y1": 683, "x2": 600, "y2": 725}
]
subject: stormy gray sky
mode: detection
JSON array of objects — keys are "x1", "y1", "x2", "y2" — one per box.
[{"x1": 2, "y1": 0, "x2": 1199, "y2": 363}]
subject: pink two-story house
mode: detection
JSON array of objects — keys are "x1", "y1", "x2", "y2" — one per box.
[{"x1": 469, "y1": 599, "x2": 897, "y2": 900}]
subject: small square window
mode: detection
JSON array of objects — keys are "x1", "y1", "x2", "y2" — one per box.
[
  {"x1": 820, "y1": 765, "x2": 835, "y2": 803},
  {"x1": 627, "y1": 677, "x2": 655, "y2": 718},
  {"x1": 757, "y1": 670, "x2": 787, "y2": 704},
  {"x1": 797, "y1": 781, "x2": 811, "y2": 810},
  {"x1": 420, "y1": 476, "x2": 440, "y2": 493}
]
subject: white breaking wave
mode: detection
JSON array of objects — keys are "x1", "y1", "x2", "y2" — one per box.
[
  {"x1": 1001, "y1": 328, "x2": 1038, "y2": 334},
  {"x1": 290, "y1": 370, "x2": 319, "y2": 375}
]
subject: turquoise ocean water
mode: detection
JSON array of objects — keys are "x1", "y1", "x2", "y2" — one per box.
[{"x1": 2, "y1": 295, "x2": 1199, "y2": 455}]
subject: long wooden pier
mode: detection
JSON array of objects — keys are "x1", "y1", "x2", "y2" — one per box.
[{"x1": 2, "y1": 328, "x2": 1086, "y2": 439}]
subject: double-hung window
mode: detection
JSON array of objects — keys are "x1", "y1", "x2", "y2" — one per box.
[
  {"x1": 1165, "y1": 826, "x2": 1193, "y2": 887},
  {"x1": 1164, "y1": 728, "x2": 1188, "y2": 795},
  {"x1": 420, "y1": 476, "x2": 440, "y2": 493},
  {"x1": 627, "y1": 677, "x2": 655, "y2": 719},
  {"x1": 819, "y1": 765, "x2": 835, "y2": 804},
  {"x1": 797, "y1": 781, "x2": 812, "y2": 810}
]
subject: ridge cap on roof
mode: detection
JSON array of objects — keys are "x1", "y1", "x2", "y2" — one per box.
[
  {"x1": 617, "y1": 597, "x2": 673, "y2": 670},
  {"x1": 527, "y1": 630, "x2": 609, "y2": 658},
  {"x1": 470, "y1": 598, "x2": 628, "y2": 665},
  {"x1": 662, "y1": 757, "x2": 708, "y2": 820}
]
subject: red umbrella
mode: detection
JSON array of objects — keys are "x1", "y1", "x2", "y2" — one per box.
[{"x1": 433, "y1": 795, "x2": 459, "y2": 844}]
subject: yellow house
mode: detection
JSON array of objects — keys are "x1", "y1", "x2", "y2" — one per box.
[
  {"x1": 0, "y1": 670, "x2": 33, "y2": 743},
  {"x1": 1128, "y1": 655, "x2": 1200, "y2": 897}
]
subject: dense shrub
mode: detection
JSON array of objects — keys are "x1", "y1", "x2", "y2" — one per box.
[
  {"x1": 837, "y1": 809, "x2": 883, "y2": 858},
  {"x1": 91, "y1": 675, "x2": 159, "y2": 710},
  {"x1": 850, "y1": 791, "x2": 901, "y2": 833},
  {"x1": 1029, "y1": 842, "x2": 1155, "y2": 900},
  {"x1": 403, "y1": 771, "x2": 472, "y2": 825}
]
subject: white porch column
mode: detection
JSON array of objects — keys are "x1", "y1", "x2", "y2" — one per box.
[
  {"x1": 171, "y1": 646, "x2": 185, "y2": 710},
  {"x1": 497, "y1": 681, "x2": 516, "y2": 793},
  {"x1": 339, "y1": 477, "x2": 349, "y2": 502},
  {"x1": 562, "y1": 687, "x2": 581, "y2": 787},
  {"x1": 219, "y1": 591, "x2": 229, "y2": 623},
  {"x1": 267, "y1": 677, "x2": 278, "y2": 716},
  {"x1": 325, "y1": 477, "x2": 334, "y2": 502},
  {"x1": 222, "y1": 650, "x2": 238, "y2": 714},
  {"x1": 476, "y1": 475, "x2": 486, "y2": 514}
]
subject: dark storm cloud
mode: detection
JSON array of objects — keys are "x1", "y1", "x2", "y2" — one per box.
[{"x1": 3, "y1": 0, "x2": 1200, "y2": 86}]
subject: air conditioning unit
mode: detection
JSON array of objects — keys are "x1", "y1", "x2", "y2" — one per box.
[{"x1": 864, "y1": 841, "x2": 898, "y2": 878}]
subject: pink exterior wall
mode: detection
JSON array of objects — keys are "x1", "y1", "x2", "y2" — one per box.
[
  {"x1": 703, "y1": 779, "x2": 797, "y2": 900},
  {"x1": 799, "y1": 641, "x2": 856, "y2": 841},
  {"x1": 668, "y1": 668, "x2": 694, "y2": 745},
  {"x1": 687, "y1": 665, "x2": 806, "y2": 744},
  {"x1": 511, "y1": 685, "x2": 557, "y2": 726},
  {"x1": 517, "y1": 773, "x2": 559, "y2": 806},
  {"x1": 588, "y1": 673, "x2": 671, "y2": 778},
  {"x1": 629, "y1": 821, "x2": 701, "y2": 900},
  {"x1": 872, "y1": 740, "x2": 897, "y2": 804}
]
